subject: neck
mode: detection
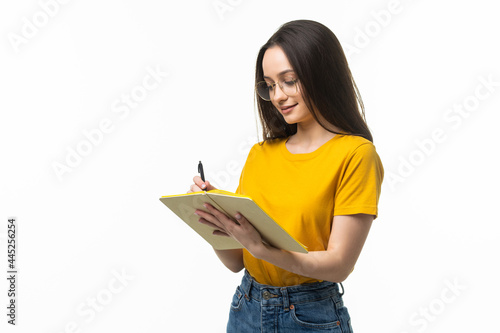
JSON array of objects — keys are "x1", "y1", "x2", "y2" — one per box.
[{"x1": 290, "y1": 117, "x2": 343, "y2": 146}]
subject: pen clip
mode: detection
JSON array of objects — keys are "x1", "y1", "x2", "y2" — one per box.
[{"x1": 198, "y1": 161, "x2": 206, "y2": 184}]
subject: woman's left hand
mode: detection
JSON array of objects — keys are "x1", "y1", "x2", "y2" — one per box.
[{"x1": 194, "y1": 203, "x2": 265, "y2": 258}]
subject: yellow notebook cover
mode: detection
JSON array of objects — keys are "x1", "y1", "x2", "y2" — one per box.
[{"x1": 159, "y1": 189, "x2": 307, "y2": 253}]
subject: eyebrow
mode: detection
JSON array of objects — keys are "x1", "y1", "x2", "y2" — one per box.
[{"x1": 263, "y1": 69, "x2": 295, "y2": 80}]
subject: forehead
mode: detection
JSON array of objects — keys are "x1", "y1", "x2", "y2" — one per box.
[{"x1": 262, "y1": 46, "x2": 294, "y2": 79}]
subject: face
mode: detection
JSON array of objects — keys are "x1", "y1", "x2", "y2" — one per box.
[{"x1": 262, "y1": 46, "x2": 315, "y2": 125}]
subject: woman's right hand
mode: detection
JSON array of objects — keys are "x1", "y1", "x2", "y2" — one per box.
[
  {"x1": 188, "y1": 176, "x2": 243, "y2": 272},
  {"x1": 187, "y1": 176, "x2": 217, "y2": 193}
]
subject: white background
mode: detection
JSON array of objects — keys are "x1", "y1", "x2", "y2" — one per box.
[{"x1": 1, "y1": 0, "x2": 499, "y2": 332}]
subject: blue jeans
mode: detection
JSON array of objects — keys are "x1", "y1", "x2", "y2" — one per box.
[{"x1": 227, "y1": 270, "x2": 353, "y2": 332}]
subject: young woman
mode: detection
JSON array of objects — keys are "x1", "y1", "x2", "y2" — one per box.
[{"x1": 189, "y1": 19, "x2": 383, "y2": 332}]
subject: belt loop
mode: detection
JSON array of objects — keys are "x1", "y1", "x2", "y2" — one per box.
[
  {"x1": 243, "y1": 271, "x2": 252, "y2": 300},
  {"x1": 281, "y1": 287, "x2": 290, "y2": 311},
  {"x1": 338, "y1": 282, "x2": 344, "y2": 296}
]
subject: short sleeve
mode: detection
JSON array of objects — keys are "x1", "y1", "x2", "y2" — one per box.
[
  {"x1": 234, "y1": 143, "x2": 258, "y2": 194},
  {"x1": 334, "y1": 143, "x2": 384, "y2": 219},
  {"x1": 235, "y1": 172, "x2": 243, "y2": 194}
]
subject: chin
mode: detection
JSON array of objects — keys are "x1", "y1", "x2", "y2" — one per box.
[
  {"x1": 283, "y1": 113, "x2": 309, "y2": 125},
  {"x1": 282, "y1": 115, "x2": 298, "y2": 125}
]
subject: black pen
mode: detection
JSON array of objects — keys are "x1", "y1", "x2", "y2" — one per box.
[{"x1": 198, "y1": 161, "x2": 207, "y2": 191}]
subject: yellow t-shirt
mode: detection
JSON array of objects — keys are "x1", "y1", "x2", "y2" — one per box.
[{"x1": 235, "y1": 133, "x2": 384, "y2": 286}]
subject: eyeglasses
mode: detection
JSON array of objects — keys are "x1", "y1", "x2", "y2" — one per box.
[{"x1": 255, "y1": 78, "x2": 299, "y2": 101}]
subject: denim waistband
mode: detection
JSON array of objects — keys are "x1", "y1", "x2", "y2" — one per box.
[{"x1": 239, "y1": 270, "x2": 344, "y2": 310}]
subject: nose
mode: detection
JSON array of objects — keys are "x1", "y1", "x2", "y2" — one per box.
[{"x1": 272, "y1": 83, "x2": 288, "y2": 104}]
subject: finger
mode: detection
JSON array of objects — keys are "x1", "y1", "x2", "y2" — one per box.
[
  {"x1": 193, "y1": 175, "x2": 208, "y2": 190},
  {"x1": 187, "y1": 184, "x2": 202, "y2": 194},
  {"x1": 203, "y1": 203, "x2": 236, "y2": 227},
  {"x1": 198, "y1": 217, "x2": 227, "y2": 233},
  {"x1": 232, "y1": 213, "x2": 245, "y2": 227},
  {"x1": 213, "y1": 230, "x2": 230, "y2": 237},
  {"x1": 195, "y1": 209, "x2": 225, "y2": 230},
  {"x1": 193, "y1": 176, "x2": 218, "y2": 191},
  {"x1": 231, "y1": 213, "x2": 255, "y2": 232}
]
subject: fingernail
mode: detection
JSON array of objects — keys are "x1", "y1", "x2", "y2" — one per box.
[
  {"x1": 235, "y1": 213, "x2": 242, "y2": 220},
  {"x1": 201, "y1": 183, "x2": 206, "y2": 188},
  {"x1": 194, "y1": 211, "x2": 199, "y2": 216}
]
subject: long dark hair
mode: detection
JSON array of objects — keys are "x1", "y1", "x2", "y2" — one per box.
[{"x1": 255, "y1": 20, "x2": 373, "y2": 144}]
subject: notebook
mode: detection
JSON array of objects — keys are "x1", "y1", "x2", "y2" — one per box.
[{"x1": 159, "y1": 189, "x2": 307, "y2": 253}]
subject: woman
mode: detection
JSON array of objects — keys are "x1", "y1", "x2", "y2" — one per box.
[{"x1": 189, "y1": 19, "x2": 383, "y2": 332}]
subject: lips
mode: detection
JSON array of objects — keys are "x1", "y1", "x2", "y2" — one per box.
[{"x1": 281, "y1": 104, "x2": 297, "y2": 113}]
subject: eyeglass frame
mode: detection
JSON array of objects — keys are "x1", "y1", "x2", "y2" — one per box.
[{"x1": 255, "y1": 77, "x2": 300, "y2": 101}]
